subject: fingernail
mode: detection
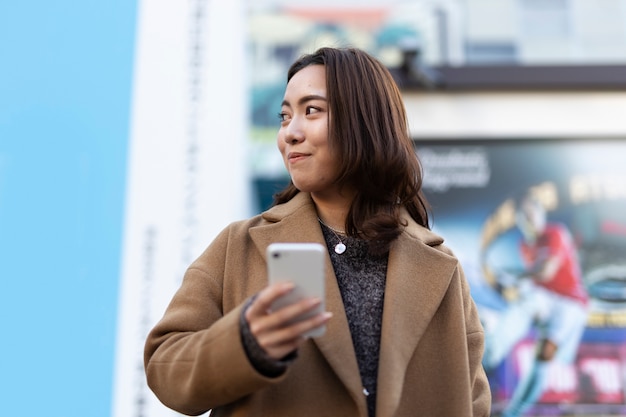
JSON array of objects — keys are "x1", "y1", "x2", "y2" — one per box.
[{"x1": 308, "y1": 297, "x2": 321, "y2": 306}]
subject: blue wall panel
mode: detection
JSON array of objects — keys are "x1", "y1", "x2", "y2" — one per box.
[{"x1": 0, "y1": 2, "x2": 137, "y2": 415}]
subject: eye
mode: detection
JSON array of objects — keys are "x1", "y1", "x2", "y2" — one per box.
[
  {"x1": 277, "y1": 112, "x2": 291, "y2": 123},
  {"x1": 306, "y1": 106, "x2": 320, "y2": 115}
]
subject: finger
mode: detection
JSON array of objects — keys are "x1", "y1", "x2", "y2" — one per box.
[
  {"x1": 252, "y1": 295, "x2": 322, "y2": 334},
  {"x1": 259, "y1": 312, "x2": 333, "y2": 359},
  {"x1": 282, "y1": 311, "x2": 332, "y2": 341},
  {"x1": 258, "y1": 311, "x2": 333, "y2": 349},
  {"x1": 260, "y1": 337, "x2": 307, "y2": 360},
  {"x1": 246, "y1": 282, "x2": 295, "y2": 320}
]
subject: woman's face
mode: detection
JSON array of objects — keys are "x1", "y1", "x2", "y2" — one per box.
[{"x1": 277, "y1": 64, "x2": 341, "y2": 197}]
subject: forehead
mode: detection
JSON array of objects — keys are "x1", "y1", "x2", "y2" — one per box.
[{"x1": 284, "y1": 65, "x2": 326, "y2": 100}]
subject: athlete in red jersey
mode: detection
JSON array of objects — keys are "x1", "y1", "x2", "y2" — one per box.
[
  {"x1": 484, "y1": 195, "x2": 589, "y2": 417},
  {"x1": 519, "y1": 222, "x2": 588, "y2": 305}
]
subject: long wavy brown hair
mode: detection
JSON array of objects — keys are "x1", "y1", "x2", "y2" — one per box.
[{"x1": 273, "y1": 47, "x2": 431, "y2": 253}]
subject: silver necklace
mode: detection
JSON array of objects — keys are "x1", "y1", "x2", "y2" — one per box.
[{"x1": 317, "y1": 217, "x2": 347, "y2": 254}]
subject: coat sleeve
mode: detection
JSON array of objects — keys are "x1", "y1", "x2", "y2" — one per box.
[
  {"x1": 434, "y1": 242, "x2": 492, "y2": 417},
  {"x1": 460, "y1": 266, "x2": 492, "y2": 417},
  {"x1": 143, "y1": 226, "x2": 285, "y2": 416}
]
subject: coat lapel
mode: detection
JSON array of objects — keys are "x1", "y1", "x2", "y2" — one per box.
[
  {"x1": 249, "y1": 193, "x2": 366, "y2": 411},
  {"x1": 376, "y1": 226, "x2": 459, "y2": 417}
]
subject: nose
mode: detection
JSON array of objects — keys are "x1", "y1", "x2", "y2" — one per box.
[{"x1": 282, "y1": 118, "x2": 304, "y2": 145}]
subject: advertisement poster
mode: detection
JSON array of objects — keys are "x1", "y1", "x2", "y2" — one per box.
[{"x1": 418, "y1": 138, "x2": 626, "y2": 416}]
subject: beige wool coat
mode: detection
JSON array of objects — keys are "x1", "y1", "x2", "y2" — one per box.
[{"x1": 144, "y1": 192, "x2": 491, "y2": 417}]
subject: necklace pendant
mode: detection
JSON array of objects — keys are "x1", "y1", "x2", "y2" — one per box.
[{"x1": 334, "y1": 242, "x2": 346, "y2": 254}]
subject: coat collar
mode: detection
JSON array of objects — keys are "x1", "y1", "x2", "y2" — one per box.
[{"x1": 249, "y1": 192, "x2": 459, "y2": 416}]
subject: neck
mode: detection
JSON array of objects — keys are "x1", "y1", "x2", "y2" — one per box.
[
  {"x1": 318, "y1": 216, "x2": 346, "y2": 235},
  {"x1": 311, "y1": 193, "x2": 352, "y2": 233}
]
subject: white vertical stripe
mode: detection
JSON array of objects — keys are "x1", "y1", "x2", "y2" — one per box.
[{"x1": 112, "y1": 0, "x2": 249, "y2": 416}]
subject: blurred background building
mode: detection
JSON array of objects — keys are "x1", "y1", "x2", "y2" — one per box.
[{"x1": 247, "y1": 0, "x2": 626, "y2": 206}]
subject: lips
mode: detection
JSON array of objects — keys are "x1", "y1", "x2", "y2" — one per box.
[{"x1": 287, "y1": 152, "x2": 310, "y2": 163}]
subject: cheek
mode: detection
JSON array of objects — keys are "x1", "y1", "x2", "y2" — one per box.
[
  {"x1": 276, "y1": 135, "x2": 289, "y2": 170},
  {"x1": 276, "y1": 133, "x2": 286, "y2": 154}
]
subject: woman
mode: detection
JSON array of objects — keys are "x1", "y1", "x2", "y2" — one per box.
[{"x1": 144, "y1": 47, "x2": 491, "y2": 417}]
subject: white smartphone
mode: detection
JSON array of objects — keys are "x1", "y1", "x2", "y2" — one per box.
[{"x1": 266, "y1": 242, "x2": 326, "y2": 337}]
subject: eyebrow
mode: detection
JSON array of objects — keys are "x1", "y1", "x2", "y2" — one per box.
[{"x1": 281, "y1": 94, "x2": 327, "y2": 108}]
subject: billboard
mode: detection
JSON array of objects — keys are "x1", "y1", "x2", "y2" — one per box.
[{"x1": 418, "y1": 138, "x2": 626, "y2": 416}]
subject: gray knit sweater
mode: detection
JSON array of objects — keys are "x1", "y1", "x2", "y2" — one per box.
[{"x1": 320, "y1": 222, "x2": 388, "y2": 417}]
